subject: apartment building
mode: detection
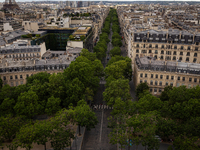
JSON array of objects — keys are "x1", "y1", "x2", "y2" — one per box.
[
  {"x1": 134, "y1": 56, "x2": 200, "y2": 95},
  {"x1": 131, "y1": 29, "x2": 200, "y2": 69},
  {"x1": 0, "y1": 40, "x2": 46, "y2": 61},
  {"x1": 0, "y1": 49, "x2": 80, "y2": 87}
]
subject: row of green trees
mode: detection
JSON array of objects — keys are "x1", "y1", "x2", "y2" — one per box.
[
  {"x1": 93, "y1": 11, "x2": 112, "y2": 60},
  {"x1": 134, "y1": 83, "x2": 200, "y2": 150},
  {"x1": 0, "y1": 49, "x2": 101, "y2": 148},
  {"x1": 0, "y1": 100, "x2": 97, "y2": 150}
]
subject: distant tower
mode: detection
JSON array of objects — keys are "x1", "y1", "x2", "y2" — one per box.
[{"x1": 2, "y1": 0, "x2": 20, "y2": 11}]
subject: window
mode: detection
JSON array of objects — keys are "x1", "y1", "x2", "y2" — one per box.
[
  {"x1": 16, "y1": 81, "x2": 18, "y2": 86},
  {"x1": 186, "y1": 57, "x2": 189, "y2": 62},
  {"x1": 179, "y1": 57, "x2": 182, "y2": 61},
  {"x1": 10, "y1": 76, "x2": 13, "y2": 80},
  {"x1": 180, "y1": 52, "x2": 183, "y2": 55},
  {"x1": 145, "y1": 74, "x2": 147, "y2": 78},
  {"x1": 20, "y1": 75, "x2": 23, "y2": 79},
  {"x1": 160, "y1": 75, "x2": 163, "y2": 79},
  {"x1": 143, "y1": 44, "x2": 145, "y2": 48},
  {"x1": 11, "y1": 82, "x2": 14, "y2": 87},
  {"x1": 176, "y1": 83, "x2": 180, "y2": 87},
  {"x1": 154, "y1": 88, "x2": 157, "y2": 92},
  {"x1": 3, "y1": 76, "x2": 6, "y2": 81},
  {"x1": 155, "y1": 81, "x2": 157, "y2": 85},
  {"x1": 161, "y1": 50, "x2": 164, "y2": 54},
  {"x1": 186, "y1": 52, "x2": 190, "y2": 56},
  {"x1": 15, "y1": 75, "x2": 18, "y2": 79},
  {"x1": 194, "y1": 53, "x2": 197, "y2": 57},
  {"x1": 154, "y1": 55, "x2": 157, "y2": 59},
  {"x1": 150, "y1": 88, "x2": 152, "y2": 92},
  {"x1": 166, "y1": 82, "x2": 168, "y2": 86},
  {"x1": 166, "y1": 75, "x2": 169, "y2": 79},
  {"x1": 160, "y1": 56, "x2": 163, "y2": 60},
  {"x1": 149, "y1": 44, "x2": 152, "y2": 48},
  {"x1": 195, "y1": 47, "x2": 198, "y2": 51},
  {"x1": 151, "y1": 74, "x2": 153, "y2": 78},
  {"x1": 159, "y1": 88, "x2": 162, "y2": 93},
  {"x1": 144, "y1": 80, "x2": 147, "y2": 83},
  {"x1": 178, "y1": 76, "x2": 180, "y2": 80},
  {"x1": 140, "y1": 80, "x2": 142, "y2": 83},
  {"x1": 21, "y1": 81, "x2": 23, "y2": 85},
  {"x1": 149, "y1": 50, "x2": 152, "y2": 53},
  {"x1": 155, "y1": 45, "x2": 158, "y2": 48},
  {"x1": 136, "y1": 44, "x2": 139, "y2": 47},
  {"x1": 159, "y1": 81, "x2": 162, "y2": 86},
  {"x1": 26, "y1": 74, "x2": 29, "y2": 78},
  {"x1": 174, "y1": 45, "x2": 177, "y2": 49},
  {"x1": 142, "y1": 50, "x2": 146, "y2": 53},
  {"x1": 140, "y1": 73, "x2": 143, "y2": 77},
  {"x1": 136, "y1": 49, "x2": 139, "y2": 53},
  {"x1": 173, "y1": 51, "x2": 176, "y2": 55},
  {"x1": 193, "y1": 58, "x2": 197, "y2": 63},
  {"x1": 150, "y1": 80, "x2": 153, "y2": 85},
  {"x1": 188, "y1": 46, "x2": 190, "y2": 50},
  {"x1": 189, "y1": 78, "x2": 192, "y2": 82},
  {"x1": 173, "y1": 56, "x2": 176, "y2": 60},
  {"x1": 156, "y1": 74, "x2": 158, "y2": 78},
  {"x1": 161, "y1": 45, "x2": 164, "y2": 49},
  {"x1": 155, "y1": 50, "x2": 158, "y2": 54},
  {"x1": 194, "y1": 78, "x2": 197, "y2": 83},
  {"x1": 182, "y1": 77, "x2": 185, "y2": 81},
  {"x1": 171, "y1": 76, "x2": 174, "y2": 80},
  {"x1": 170, "y1": 83, "x2": 173, "y2": 86},
  {"x1": 181, "y1": 46, "x2": 184, "y2": 50},
  {"x1": 188, "y1": 84, "x2": 191, "y2": 88}
]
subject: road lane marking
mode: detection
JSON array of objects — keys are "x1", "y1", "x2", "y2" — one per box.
[{"x1": 99, "y1": 109, "x2": 104, "y2": 142}]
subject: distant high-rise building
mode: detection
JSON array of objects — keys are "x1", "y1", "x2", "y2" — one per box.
[{"x1": 66, "y1": 0, "x2": 71, "y2": 7}]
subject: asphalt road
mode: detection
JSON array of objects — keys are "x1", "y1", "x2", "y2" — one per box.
[{"x1": 81, "y1": 23, "x2": 117, "y2": 150}]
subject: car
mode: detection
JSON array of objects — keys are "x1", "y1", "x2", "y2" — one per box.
[
  {"x1": 107, "y1": 57, "x2": 109, "y2": 60},
  {"x1": 155, "y1": 135, "x2": 163, "y2": 142}
]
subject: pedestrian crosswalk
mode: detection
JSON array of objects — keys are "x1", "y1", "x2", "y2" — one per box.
[{"x1": 92, "y1": 105, "x2": 113, "y2": 110}]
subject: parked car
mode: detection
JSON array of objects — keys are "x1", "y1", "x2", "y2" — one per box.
[
  {"x1": 155, "y1": 135, "x2": 163, "y2": 142},
  {"x1": 107, "y1": 57, "x2": 109, "y2": 60}
]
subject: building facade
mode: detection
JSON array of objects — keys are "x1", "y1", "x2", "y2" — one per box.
[
  {"x1": 131, "y1": 29, "x2": 200, "y2": 71},
  {"x1": 0, "y1": 40, "x2": 46, "y2": 61},
  {"x1": 134, "y1": 56, "x2": 200, "y2": 96}
]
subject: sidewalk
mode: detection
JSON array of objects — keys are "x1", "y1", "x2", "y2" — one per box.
[{"x1": 65, "y1": 126, "x2": 86, "y2": 150}]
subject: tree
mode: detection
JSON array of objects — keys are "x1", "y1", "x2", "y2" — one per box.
[
  {"x1": 14, "y1": 122, "x2": 35, "y2": 150},
  {"x1": 64, "y1": 61, "x2": 99, "y2": 93},
  {"x1": 50, "y1": 126, "x2": 74, "y2": 150},
  {"x1": 136, "y1": 93, "x2": 163, "y2": 114},
  {"x1": 30, "y1": 79, "x2": 50, "y2": 114},
  {"x1": 112, "y1": 32, "x2": 121, "y2": 41},
  {"x1": 33, "y1": 120, "x2": 54, "y2": 150},
  {"x1": 48, "y1": 73, "x2": 66, "y2": 102},
  {"x1": 26, "y1": 72, "x2": 50, "y2": 85},
  {"x1": 112, "y1": 38, "x2": 122, "y2": 47},
  {"x1": 0, "y1": 115, "x2": 26, "y2": 141},
  {"x1": 0, "y1": 98, "x2": 15, "y2": 116},
  {"x1": 159, "y1": 86, "x2": 173, "y2": 101},
  {"x1": 173, "y1": 135, "x2": 199, "y2": 150},
  {"x1": 14, "y1": 90, "x2": 42, "y2": 118},
  {"x1": 74, "y1": 100, "x2": 98, "y2": 135},
  {"x1": 103, "y1": 79, "x2": 131, "y2": 106},
  {"x1": 110, "y1": 46, "x2": 121, "y2": 56},
  {"x1": 65, "y1": 78, "x2": 85, "y2": 107},
  {"x1": 127, "y1": 112, "x2": 160, "y2": 150},
  {"x1": 45, "y1": 96, "x2": 61, "y2": 115},
  {"x1": 0, "y1": 77, "x2": 3, "y2": 90},
  {"x1": 136, "y1": 82, "x2": 149, "y2": 97},
  {"x1": 80, "y1": 49, "x2": 97, "y2": 61},
  {"x1": 0, "y1": 84, "x2": 15, "y2": 105}
]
